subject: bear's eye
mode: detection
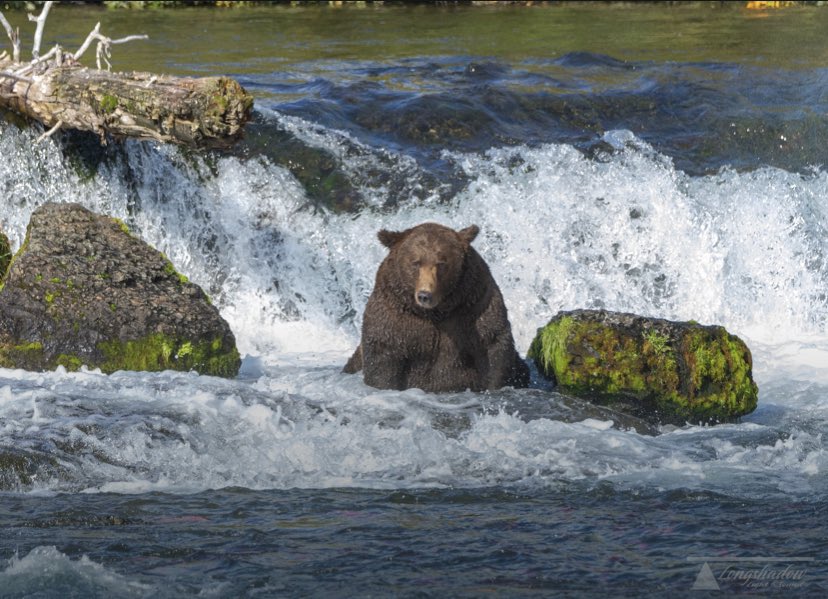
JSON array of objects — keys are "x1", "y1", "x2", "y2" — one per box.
[{"x1": 412, "y1": 260, "x2": 421, "y2": 268}]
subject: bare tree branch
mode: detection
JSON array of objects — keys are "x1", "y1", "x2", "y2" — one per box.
[
  {"x1": 30, "y1": 45, "x2": 61, "y2": 68},
  {"x1": 0, "y1": 70, "x2": 32, "y2": 83},
  {"x1": 73, "y1": 22, "x2": 101, "y2": 62},
  {"x1": 36, "y1": 119, "x2": 63, "y2": 143},
  {"x1": 111, "y1": 35, "x2": 150, "y2": 45},
  {"x1": 74, "y1": 24, "x2": 148, "y2": 71},
  {"x1": 0, "y1": 11, "x2": 21, "y2": 63},
  {"x1": 28, "y1": 1, "x2": 54, "y2": 60}
]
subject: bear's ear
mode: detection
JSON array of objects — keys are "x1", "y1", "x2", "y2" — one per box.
[
  {"x1": 458, "y1": 225, "x2": 480, "y2": 245},
  {"x1": 378, "y1": 229, "x2": 406, "y2": 248}
]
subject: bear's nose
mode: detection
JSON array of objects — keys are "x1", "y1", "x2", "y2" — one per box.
[{"x1": 416, "y1": 290, "x2": 433, "y2": 307}]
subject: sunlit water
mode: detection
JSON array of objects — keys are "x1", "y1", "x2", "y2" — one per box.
[{"x1": 1, "y1": 4, "x2": 827, "y2": 597}]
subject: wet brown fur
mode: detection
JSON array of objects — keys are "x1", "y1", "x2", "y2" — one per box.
[{"x1": 343, "y1": 222, "x2": 529, "y2": 392}]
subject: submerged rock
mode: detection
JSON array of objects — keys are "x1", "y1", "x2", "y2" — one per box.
[
  {"x1": 0, "y1": 447, "x2": 65, "y2": 491},
  {"x1": 0, "y1": 202, "x2": 240, "y2": 377},
  {"x1": 527, "y1": 309, "x2": 758, "y2": 426}
]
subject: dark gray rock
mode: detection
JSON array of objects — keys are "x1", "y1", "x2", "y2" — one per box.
[
  {"x1": 0, "y1": 447, "x2": 65, "y2": 491},
  {"x1": 0, "y1": 202, "x2": 240, "y2": 377}
]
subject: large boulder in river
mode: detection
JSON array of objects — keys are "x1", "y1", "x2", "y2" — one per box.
[
  {"x1": 527, "y1": 309, "x2": 758, "y2": 426},
  {"x1": 0, "y1": 202, "x2": 240, "y2": 377}
]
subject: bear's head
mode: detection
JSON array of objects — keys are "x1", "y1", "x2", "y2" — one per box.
[{"x1": 377, "y1": 222, "x2": 480, "y2": 310}]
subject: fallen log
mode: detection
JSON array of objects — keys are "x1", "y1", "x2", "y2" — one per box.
[
  {"x1": 0, "y1": 3, "x2": 253, "y2": 149},
  {"x1": 0, "y1": 61, "x2": 254, "y2": 148}
]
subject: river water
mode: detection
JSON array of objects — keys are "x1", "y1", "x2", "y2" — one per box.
[{"x1": 1, "y1": 3, "x2": 827, "y2": 597}]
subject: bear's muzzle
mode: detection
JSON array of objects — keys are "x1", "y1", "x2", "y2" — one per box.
[
  {"x1": 415, "y1": 265, "x2": 440, "y2": 309},
  {"x1": 416, "y1": 290, "x2": 434, "y2": 308}
]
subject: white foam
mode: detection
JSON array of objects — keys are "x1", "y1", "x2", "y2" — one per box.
[
  {"x1": 0, "y1": 546, "x2": 151, "y2": 597},
  {"x1": 3, "y1": 122, "x2": 827, "y2": 354},
  {"x1": 0, "y1": 354, "x2": 823, "y2": 500},
  {"x1": 1, "y1": 121, "x2": 827, "y2": 500}
]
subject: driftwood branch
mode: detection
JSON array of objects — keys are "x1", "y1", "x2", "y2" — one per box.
[
  {"x1": 28, "y1": 1, "x2": 53, "y2": 60},
  {"x1": 36, "y1": 119, "x2": 62, "y2": 143},
  {"x1": 73, "y1": 22, "x2": 101, "y2": 61},
  {"x1": 97, "y1": 35, "x2": 149, "y2": 71},
  {"x1": 0, "y1": 12, "x2": 20, "y2": 63},
  {"x1": 30, "y1": 44, "x2": 61, "y2": 68},
  {"x1": 0, "y1": 69, "x2": 30, "y2": 83},
  {"x1": 0, "y1": 5, "x2": 252, "y2": 149},
  {"x1": 74, "y1": 22, "x2": 149, "y2": 71}
]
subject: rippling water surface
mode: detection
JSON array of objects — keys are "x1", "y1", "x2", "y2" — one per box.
[{"x1": 1, "y1": 3, "x2": 828, "y2": 597}]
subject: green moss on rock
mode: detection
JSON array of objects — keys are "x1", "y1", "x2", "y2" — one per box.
[
  {"x1": 0, "y1": 203, "x2": 241, "y2": 379},
  {"x1": 527, "y1": 309, "x2": 758, "y2": 425},
  {"x1": 56, "y1": 354, "x2": 84, "y2": 371},
  {"x1": 0, "y1": 341, "x2": 46, "y2": 371},
  {"x1": 162, "y1": 256, "x2": 190, "y2": 284},
  {"x1": 111, "y1": 217, "x2": 132, "y2": 236},
  {"x1": 0, "y1": 232, "x2": 11, "y2": 283},
  {"x1": 100, "y1": 93, "x2": 119, "y2": 115},
  {"x1": 98, "y1": 333, "x2": 240, "y2": 377}
]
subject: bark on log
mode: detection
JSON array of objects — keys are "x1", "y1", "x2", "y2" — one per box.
[{"x1": 0, "y1": 59, "x2": 253, "y2": 149}]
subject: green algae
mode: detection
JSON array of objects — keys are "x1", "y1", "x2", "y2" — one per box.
[
  {"x1": 0, "y1": 341, "x2": 46, "y2": 371},
  {"x1": 1, "y1": 221, "x2": 34, "y2": 294},
  {"x1": 111, "y1": 217, "x2": 132, "y2": 236},
  {"x1": 97, "y1": 333, "x2": 240, "y2": 377},
  {"x1": 528, "y1": 311, "x2": 758, "y2": 425},
  {"x1": 56, "y1": 354, "x2": 84, "y2": 371},
  {"x1": 0, "y1": 342, "x2": 83, "y2": 374},
  {"x1": 163, "y1": 257, "x2": 190, "y2": 285},
  {"x1": 0, "y1": 232, "x2": 11, "y2": 283},
  {"x1": 0, "y1": 335, "x2": 240, "y2": 378},
  {"x1": 99, "y1": 93, "x2": 119, "y2": 115},
  {"x1": 527, "y1": 315, "x2": 575, "y2": 386}
]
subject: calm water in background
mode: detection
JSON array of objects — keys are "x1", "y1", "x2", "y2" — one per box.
[{"x1": 1, "y1": 3, "x2": 828, "y2": 596}]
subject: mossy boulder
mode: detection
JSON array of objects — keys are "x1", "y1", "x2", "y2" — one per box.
[
  {"x1": 0, "y1": 202, "x2": 240, "y2": 377},
  {"x1": 527, "y1": 309, "x2": 758, "y2": 426}
]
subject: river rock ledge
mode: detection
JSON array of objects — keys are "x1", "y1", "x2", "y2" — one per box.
[
  {"x1": 527, "y1": 309, "x2": 758, "y2": 426},
  {"x1": 0, "y1": 202, "x2": 240, "y2": 377}
]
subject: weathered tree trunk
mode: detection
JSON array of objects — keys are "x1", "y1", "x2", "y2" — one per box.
[
  {"x1": 0, "y1": 59, "x2": 253, "y2": 149},
  {"x1": 0, "y1": 2, "x2": 253, "y2": 148}
]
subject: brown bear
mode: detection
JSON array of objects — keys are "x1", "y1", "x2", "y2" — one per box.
[{"x1": 343, "y1": 222, "x2": 530, "y2": 392}]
